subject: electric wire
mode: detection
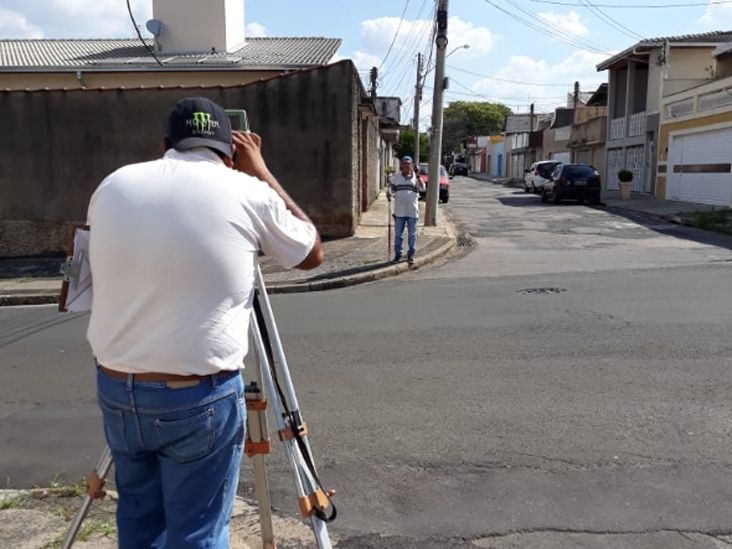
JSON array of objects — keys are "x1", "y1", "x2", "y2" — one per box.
[
  {"x1": 578, "y1": 0, "x2": 645, "y2": 41},
  {"x1": 126, "y1": 0, "x2": 163, "y2": 67},
  {"x1": 504, "y1": 0, "x2": 612, "y2": 53},
  {"x1": 483, "y1": 0, "x2": 609, "y2": 54},
  {"x1": 446, "y1": 64, "x2": 597, "y2": 88},
  {"x1": 378, "y1": 0, "x2": 412, "y2": 71},
  {"x1": 528, "y1": 0, "x2": 732, "y2": 7}
]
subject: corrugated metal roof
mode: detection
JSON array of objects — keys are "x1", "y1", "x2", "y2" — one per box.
[{"x1": 0, "y1": 37, "x2": 341, "y2": 70}]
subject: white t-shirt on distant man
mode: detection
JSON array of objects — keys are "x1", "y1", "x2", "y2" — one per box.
[{"x1": 86, "y1": 147, "x2": 316, "y2": 376}]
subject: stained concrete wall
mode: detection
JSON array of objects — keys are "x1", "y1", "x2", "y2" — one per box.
[{"x1": 0, "y1": 60, "x2": 366, "y2": 256}]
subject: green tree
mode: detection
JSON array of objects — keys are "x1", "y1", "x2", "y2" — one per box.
[
  {"x1": 398, "y1": 128, "x2": 430, "y2": 161},
  {"x1": 442, "y1": 101, "x2": 512, "y2": 156}
]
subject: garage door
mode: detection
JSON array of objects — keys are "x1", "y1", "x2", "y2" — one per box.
[
  {"x1": 551, "y1": 151, "x2": 571, "y2": 164},
  {"x1": 667, "y1": 127, "x2": 732, "y2": 206}
]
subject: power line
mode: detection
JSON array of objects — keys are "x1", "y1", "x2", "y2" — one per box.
[
  {"x1": 126, "y1": 0, "x2": 163, "y2": 67},
  {"x1": 446, "y1": 64, "x2": 600, "y2": 88},
  {"x1": 446, "y1": 77, "x2": 568, "y2": 103},
  {"x1": 381, "y1": 0, "x2": 431, "y2": 94},
  {"x1": 483, "y1": 0, "x2": 607, "y2": 53},
  {"x1": 503, "y1": 0, "x2": 612, "y2": 53},
  {"x1": 528, "y1": 0, "x2": 732, "y2": 7},
  {"x1": 378, "y1": 0, "x2": 412, "y2": 71},
  {"x1": 578, "y1": 0, "x2": 645, "y2": 41}
]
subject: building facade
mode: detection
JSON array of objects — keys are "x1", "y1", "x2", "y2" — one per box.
[{"x1": 597, "y1": 31, "x2": 732, "y2": 194}]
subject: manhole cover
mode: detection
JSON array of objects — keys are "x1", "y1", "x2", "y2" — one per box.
[
  {"x1": 517, "y1": 287, "x2": 566, "y2": 295},
  {"x1": 456, "y1": 233, "x2": 476, "y2": 248}
]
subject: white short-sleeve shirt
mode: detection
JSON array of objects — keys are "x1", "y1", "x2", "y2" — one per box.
[{"x1": 86, "y1": 148, "x2": 316, "y2": 375}]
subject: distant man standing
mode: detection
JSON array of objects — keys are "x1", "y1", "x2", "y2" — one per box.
[{"x1": 388, "y1": 155, "x2": 425, "y2": 265}]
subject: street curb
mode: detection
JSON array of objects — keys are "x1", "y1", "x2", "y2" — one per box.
[
  {"x1": 267, "y1": 236, "x2": 458, "y2": 294},
  {"x1": 0, "y1": 293, "x2": 59, "y2": 307},
  {"x1": 0, "y1": 234, "x2": 459, "y2": 305}
]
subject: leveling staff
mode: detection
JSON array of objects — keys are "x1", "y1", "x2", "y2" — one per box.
[{"x1": 86, "y1": 97, "x2": 323, "y2": 549}]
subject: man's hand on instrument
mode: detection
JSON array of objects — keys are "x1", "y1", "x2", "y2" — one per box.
[{"x1": 232, "y1": 131, "x2": 270, "y2": 180}]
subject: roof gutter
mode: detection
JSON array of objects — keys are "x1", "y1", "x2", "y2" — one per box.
[{"x1": 0, "y1": 64, "x2": 314, "y2": 74}]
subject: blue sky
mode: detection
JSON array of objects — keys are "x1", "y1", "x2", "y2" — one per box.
[{"x1": 2, "y1": 0, "x2": 732, "y2": 121}]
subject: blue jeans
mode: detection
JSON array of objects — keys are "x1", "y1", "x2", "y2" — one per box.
[
  {"x1": 394, "y1": 216, "x2": 417, "y2": 259},
  {"x1": 96, "y1": 367, "x2": 246, "y2": 549}
]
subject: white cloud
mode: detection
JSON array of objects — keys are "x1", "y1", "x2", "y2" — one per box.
[
  {"x1": 245, "y1": 22, "x2": 267, "y2": 38},
  {"x1": 698, "y1": 1, "x2": 732, "y2": 25},
  {"x1": 50, "y1": 0, "x2": 151, "y2": 37},
  {"x1": 445, "y1": 16, "x2": 495, "y2": 55},
  {"x1": 538, "y1": 10, "x2": 589, "y2": 37},
  {"x1": 470, "y1": 49, "x2": 608, "y2": 111},
  {"x1": 351, "y1": 50, "x2": 382, "y2": 72},
  {"x1": 357, "y1": 15, "x2": 494, "y2": 61},
  {"x1": 0, "y1": 7, "x2": 43, "y2": 38}
]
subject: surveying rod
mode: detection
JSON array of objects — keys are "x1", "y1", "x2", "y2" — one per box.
[{"x1": 61, "y1": 447, "x2": 112, "y2": 549}]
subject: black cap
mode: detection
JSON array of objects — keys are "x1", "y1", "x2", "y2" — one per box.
[{"x1": 167, "y1": 97, "x2": 233, "y2": 158}]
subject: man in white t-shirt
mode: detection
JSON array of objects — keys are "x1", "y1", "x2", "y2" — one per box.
[
  {"x1": 387, "y1": 155, "x2": 425, "y2": 265},
  {"x1": 87, "y1": 96, "x2": 323, "y2": 549}
]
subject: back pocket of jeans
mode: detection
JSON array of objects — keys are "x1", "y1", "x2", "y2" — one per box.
[
  {"x1": 154, "y1": 407, "x2": 215, "y2": 463},
  {"x1": 98, "y1": 400, "x2": 129, "y2": 452}
]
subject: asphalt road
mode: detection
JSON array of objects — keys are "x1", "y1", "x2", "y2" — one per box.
[{"x1": 2, "y1": 177, "x2": 732, "y2": 547}]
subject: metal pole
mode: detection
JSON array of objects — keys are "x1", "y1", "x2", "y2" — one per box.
[
  {"x1": 425, "y1": 0, "x2": 448, "y2": 227},
  {"x1": 61, "y1": 447, "x2": 113, "y2": 549},
  {"x1": 413, "y1": 53, "x2": 423, "y2": 164}
]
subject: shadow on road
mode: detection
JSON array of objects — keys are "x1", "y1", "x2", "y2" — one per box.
[
  {"x1": 497, "y1": 194, "x2": 586, "y2": 208},
  {"x1": 592, "y1": 205, "x2": 732, "y2": 254}
]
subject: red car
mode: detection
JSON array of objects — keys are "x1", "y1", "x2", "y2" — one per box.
[{"x1": 418, "y1": 163, "x2": 450, "y2": 203}]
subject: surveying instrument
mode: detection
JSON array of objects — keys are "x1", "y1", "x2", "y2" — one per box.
[{"x1": 59, "y1": 246, "x2": 337, "y2": 546}]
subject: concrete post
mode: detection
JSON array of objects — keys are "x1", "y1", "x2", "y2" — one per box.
[
  {"x1": 413, "y1": 53, "x2": 423, "y2": 164},
  {"x1": 425, "y1": 0, "x2": 448, "y2": 227}
]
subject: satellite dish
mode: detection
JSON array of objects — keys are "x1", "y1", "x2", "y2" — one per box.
[{"x1": 146, "y1": 19, "x2": 164, "y2": 37}]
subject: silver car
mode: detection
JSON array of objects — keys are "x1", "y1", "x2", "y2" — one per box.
[{"x1": 524, "y1": 161, "x2": 560, "y2": 193}]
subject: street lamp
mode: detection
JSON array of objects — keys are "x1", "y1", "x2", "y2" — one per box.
[
  {"x1": 446, "y1": 43, "x2": 470, "y2": 59},
  {"x1": 424, "y1": 44, "x2": 469, "y2": 77}
]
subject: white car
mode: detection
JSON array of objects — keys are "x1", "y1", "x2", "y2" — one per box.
[{"x1": 523, "y1": 161, "x2": 561, "y2": 193}]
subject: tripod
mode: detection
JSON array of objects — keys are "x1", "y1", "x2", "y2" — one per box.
[{"x1": 61, "y1": 265, "x2": 336, "y2": 549}]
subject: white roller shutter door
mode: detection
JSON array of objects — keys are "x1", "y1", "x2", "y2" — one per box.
[{"x1": 667, "y1": 127, "x2": 732, "y2": 206}]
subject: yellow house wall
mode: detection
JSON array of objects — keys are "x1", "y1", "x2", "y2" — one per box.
[
  {"x1": 0, "y1": 70, "x2": 280, "y2": 90},
  {"x1": 665, "y1": 47, "x2": 715, "y2": 96},
  {"x1": 656, "y1": 110, "x2": 732, "y2": 197}
]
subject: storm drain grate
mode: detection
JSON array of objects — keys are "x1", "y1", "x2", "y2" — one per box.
[
  {"x1": 456, "y1": 233, "x2": 476, "y2": 248},
  {"x1": 517, "y1": 287, "x2": 567, "y2": 295}
]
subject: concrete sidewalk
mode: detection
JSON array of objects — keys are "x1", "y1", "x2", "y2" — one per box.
[
  {"x1": 0, "y1": 192, "x2": 456, "y2": 305},
  {"x1": 601, "y1": 189, "x2": 723, "y2": 220}
]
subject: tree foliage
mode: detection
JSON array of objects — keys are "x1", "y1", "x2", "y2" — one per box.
[
  {"x1": 398, "y1": 128, "x2": 430, "y2": 161},
  {"x1": 442, "y1": 101, "x2": 512, "y2": 155}
]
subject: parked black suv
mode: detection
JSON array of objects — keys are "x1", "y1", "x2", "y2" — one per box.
[
  {"x1": 449, "y1": 162, "x2": 469, "y2": 177},
  {"x1": 541, "y1": 163, "x2": 601, "y2": 205}
]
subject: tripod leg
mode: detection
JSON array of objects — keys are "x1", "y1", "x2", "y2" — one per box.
[
  {"x1": 244, "y1": 346, "x2": 276, "y2": 549},
  {"x1": 250, "y1": 272, "x2": 335, "y2": 549},
  {"x1": 61, "y1": 446, "x2": 113, "y2": 549}
]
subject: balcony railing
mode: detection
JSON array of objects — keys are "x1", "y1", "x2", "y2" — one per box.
[
  {"x1": 628, "y1": 111, "x2": 646, "y2": 137},
  {"x1": 610, "y1": 117, "x2": 625, "y2": 140}
]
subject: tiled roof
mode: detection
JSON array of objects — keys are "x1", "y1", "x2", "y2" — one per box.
[
  {"x1": 640, "y1": 30, "x2": 732, "y2": 45},
  {"x1": 597, "y1": 30, "x2": 732, "y2": 71},
  {"x1": 0, "y1": 37, "x2": 341, "y2": 70}
]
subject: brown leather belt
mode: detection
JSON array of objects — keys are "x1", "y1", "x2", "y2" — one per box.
[{"x1": 99, "y1": 365, "x2": 237, "y2": 383}]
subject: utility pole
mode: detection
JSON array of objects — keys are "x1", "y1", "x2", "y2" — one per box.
[
  {"x1": 425, "y1": 0, "x2": 448, "y2": 227},
  {"x1": 413, "y1": 53, "x2": 423, "y2": 164},
  {"x1": 369, "y1": 67, "x2": 378, "y2": 100},
  {"x1": 529, "y1": 102, "x2": 534, "y2": 166},
  {"x1": 572, "y1": 81, "x2": 580, "y2": 162}
]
